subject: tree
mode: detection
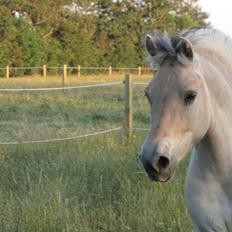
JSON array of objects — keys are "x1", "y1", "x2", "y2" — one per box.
[{"x1": 0, "y1": 0, "x2": 209, "y2": 71}]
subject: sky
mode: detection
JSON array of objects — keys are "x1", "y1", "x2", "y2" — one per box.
[{"x1": 199, "y1": 0, "x2": 232, "y2": 37}]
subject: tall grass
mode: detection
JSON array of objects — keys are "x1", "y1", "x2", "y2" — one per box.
[{"x1": 0, "y1": 75, "x2": 192, "y2": 231}]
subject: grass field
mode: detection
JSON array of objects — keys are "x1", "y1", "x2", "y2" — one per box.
[{"x1": 0, "y1": 75, "x2": 192, "y2": 231}]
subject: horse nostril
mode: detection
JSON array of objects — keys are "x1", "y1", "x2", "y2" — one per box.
[{"x1": 157, "y1": 156, "x2": 170, "y2": 170}]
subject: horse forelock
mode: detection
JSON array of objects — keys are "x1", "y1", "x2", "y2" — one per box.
[
  {"x1": 149, "y1": 32, "x2": 193, "y2": 67},
  {"x1": 149, "y1": 28, "x2": 232, "y2": 69}
]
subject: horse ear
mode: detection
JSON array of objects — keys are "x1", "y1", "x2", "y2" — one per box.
[
  {"x1": 178, "y1": 37, "x2": 194, "y2": 60},
  {"x1": 145, "y1": 34, "x2": 157, "y2": 56}
]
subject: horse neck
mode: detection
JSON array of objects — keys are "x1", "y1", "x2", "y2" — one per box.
[{"x1": 195, "y1": 56, "x2": 232, "y2": 179}]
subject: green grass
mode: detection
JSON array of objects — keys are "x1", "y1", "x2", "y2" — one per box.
[{"x1": 0, "y1": 75, "x2": 192, "y2": 231}]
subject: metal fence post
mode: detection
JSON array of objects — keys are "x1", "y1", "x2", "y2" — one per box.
[
  {"x1": 124, "y1": 74, "x2": 133, "y2": 140},
  {"x1": 63, "y1": 64, "x2": 67, "y2": 85},
  {"x1": 6, "y1": 65, "x2": 9, "y2": 79}
]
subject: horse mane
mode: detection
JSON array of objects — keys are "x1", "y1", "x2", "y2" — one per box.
[
  {"x1": 182, "y1": 28, "x2": 232, "y2": 65},
  {"x1": 149, "y1": 28, "x2": 232, "y2": 67}
]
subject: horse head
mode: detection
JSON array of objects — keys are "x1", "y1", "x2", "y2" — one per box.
[{"x1": 139, "y1": 33, "x2": 211, "y2": 182}]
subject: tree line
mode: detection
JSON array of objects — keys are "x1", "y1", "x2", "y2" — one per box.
[{"x1": 0, "y1": 0, "x2": 208, "y2": 69}]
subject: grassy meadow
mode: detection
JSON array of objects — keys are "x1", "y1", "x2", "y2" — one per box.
[{"x1": 0, "y1": 74, "x2": 192, "y2": 231}]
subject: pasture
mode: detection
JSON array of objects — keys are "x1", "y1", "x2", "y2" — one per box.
[{"x1": 0, "y1": 75, "x2": 192, "y2": 231}]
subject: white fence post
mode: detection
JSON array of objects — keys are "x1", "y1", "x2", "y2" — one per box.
[
  {"x1": 6, "y1": 65, "x2": 9, "y2": 79},
  {"x1": 63, "y1": 64, "x2": 67, "y2": 85},
  {"x1": 43, "y1": 64, "x2": 47, "y2": 78}
]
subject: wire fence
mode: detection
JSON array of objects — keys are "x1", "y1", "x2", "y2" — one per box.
[
  {"x1": 134, "y1": 82, "x2": 148, "y2": 85},
  {"x1": 0, "y1": 81, "x2": 122, "y2": 92},
  {"x1": 0, "y1": 75, "x2": 150, "y2": 145},
  {"x1": 134, "y1": 127, "x2": 150, "y2": 131},
  {"x1": 0, "y1": 127, "x2": 123, "y2": 145}
]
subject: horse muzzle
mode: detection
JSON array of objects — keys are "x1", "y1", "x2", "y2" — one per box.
[{"x1": 139, "y1": 153, "x2": 174, "y2": 182}]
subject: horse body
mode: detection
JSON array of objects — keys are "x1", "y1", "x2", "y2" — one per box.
[
  {"x1": 140, "y1": 29, "x2": 232, "y2": 231},
  {"x1": 186, "y1": 54, "x2": 232, "y2": 231}
]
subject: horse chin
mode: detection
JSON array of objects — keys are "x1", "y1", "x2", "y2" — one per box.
[
  {"x1": 159, "y1": 175, "x2": 172, "y2": 182},
  {"x1": 150, "y1": 174, "x2": 172, "y2": 182},
  {"x1": 148, "y1": 168, "x2": 176, "y2": 183}
]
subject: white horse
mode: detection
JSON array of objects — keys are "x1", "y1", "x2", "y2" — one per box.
[{"x1": 139, "y1": 28, "x2": 232, "y2": 231}]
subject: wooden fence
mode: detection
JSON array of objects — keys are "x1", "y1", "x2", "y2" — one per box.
[
  {"x1": 1, "y1": 65, "x2": 152, "y2": 80},
  {"x1": 124, "y1": 74, "x2": 133, "y2": 140}
]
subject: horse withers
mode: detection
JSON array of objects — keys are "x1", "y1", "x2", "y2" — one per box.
[{"x1": 139, "y1": 29, "x2": 232, "y2": 231}]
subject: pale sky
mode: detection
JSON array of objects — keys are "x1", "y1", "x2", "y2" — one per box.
[{"x1": 199, "y1": 0, "x2": 232, "y2": 37}]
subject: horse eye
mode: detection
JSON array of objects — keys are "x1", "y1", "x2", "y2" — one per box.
[
  {"x1": 144, "y1": 90, "x2": 149, "y2": 98},
  {"x1": 184, "y1": 91, "x2": 197, "y2": 105},
  {"x1": 144, "y1": 90, "x2": 152, "y2": 104}
]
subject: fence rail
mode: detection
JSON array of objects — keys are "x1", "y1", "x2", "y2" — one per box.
[
  {"x1": 0, "y1": 65, "x2": 153, "y2": 80},
  {"x1": 0, "y1": 75, "x2": 149, "y2": 145}
]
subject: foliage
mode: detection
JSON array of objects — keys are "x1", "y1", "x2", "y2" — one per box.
[{"x1": 0, "y1": 0, "x2": 208, "y2": 69}]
